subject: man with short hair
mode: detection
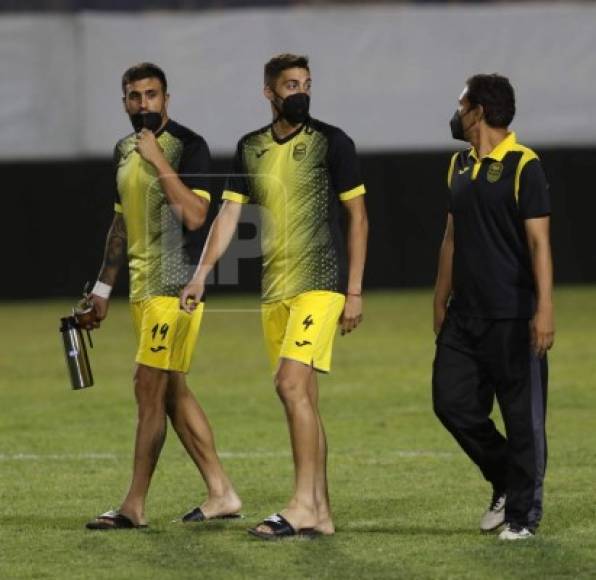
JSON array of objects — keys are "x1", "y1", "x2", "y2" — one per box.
[
  {"x1": 181, "y1": 54, "x2": 368, "y2": 540},
  {"x1": 433, "y1": 74, "x2": 554, "y2": 540},
  {"x1": 85, "y1": 62, "x2": 241, "y2": 530}
]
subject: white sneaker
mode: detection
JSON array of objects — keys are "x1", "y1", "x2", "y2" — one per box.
[
  {"x1": 499, "y1": 523, "x2": 534, "y2": 540},
  {"x1": 479, "y1": 491, "x2": 506, "y2": 532}
]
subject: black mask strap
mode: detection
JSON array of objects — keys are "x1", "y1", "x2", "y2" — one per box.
[{"x1": 271, "y1": 90, "x2": 285, "y2": 123}]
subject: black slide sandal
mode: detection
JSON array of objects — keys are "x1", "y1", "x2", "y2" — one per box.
[
  {"x1": 248, "y1": 513, "x2": 321, "y2": 541},
  {"x1": 86, "y1": 510, "x2": 148, "y2": 531},
  {"x1": 181, "y1": 507, "x2": 243, "y2": 523}
]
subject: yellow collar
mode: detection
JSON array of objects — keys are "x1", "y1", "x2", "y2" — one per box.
[{"x1": 469, "y1": 132, "x2": 516, "y2": 162}]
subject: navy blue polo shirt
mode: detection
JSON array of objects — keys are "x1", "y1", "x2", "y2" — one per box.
[{"x1": 447, "y1": 132, "x2": 551, "y2": 319}]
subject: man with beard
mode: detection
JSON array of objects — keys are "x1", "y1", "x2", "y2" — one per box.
[
  {"x1": 85, "y1": 62, "x2": 241, "y2": 530},
  {"x1": 181, "y1": 54, "x2": 368, "y2": 540}
]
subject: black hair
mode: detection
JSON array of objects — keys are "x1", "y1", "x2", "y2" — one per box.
[
  {"x1": 466, "y1": 73, "x2": 515, "y2": 128},
  {"x1": 122, "y1": 62, "x2": 167, "y2": 95},
  {"x1": 264, "y1": 54, "x2": 309, "y2": 88}
]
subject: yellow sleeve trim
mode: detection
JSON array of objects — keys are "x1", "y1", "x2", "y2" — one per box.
[
  {"x1": 114, "y1": 202, "x2": 123, "y2": 213},
  {"x1": 514, "y1": 149, "x2": 539, "y2": 202},
  {"x1": 447, "y1": 152, "x2": 459, "y2": 188},
  {"x1": 192, "y1": 189, "x2": 211, "y2": 202},
  {"x1": 222, "y1": 190, "x2": 250, "y2": 204},
  {"x1": 339, "y1": 184, "x2": 366, "y2": 201}
]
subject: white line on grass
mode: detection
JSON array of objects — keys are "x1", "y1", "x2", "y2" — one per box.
[
  {"x1": 0, "y1": 453, "x2": 118, "y2": 461},
  {"x1": 0, "y1": 450, "x2": 454, "y2": 461}
]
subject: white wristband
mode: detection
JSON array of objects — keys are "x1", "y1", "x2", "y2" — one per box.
[{"x1": 92, "y1": 281, "x2": 112, "y2": 299}]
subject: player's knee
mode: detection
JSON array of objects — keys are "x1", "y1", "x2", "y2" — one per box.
[
  {"x1": 432, "y1": 390, "x2": 461, "y2": 430},
  {"x1": 133, "y1": 366, "x2": 167, "y2": 406},
  {"x1": 432, "y1": 395, "x2": 448, "y2": 423},
  {"x1": 432, "y1": 384, "x2": 451, "y2": 421},
  {"x1": 275, "y1": 373, "x2": 307, "y2": 404}
]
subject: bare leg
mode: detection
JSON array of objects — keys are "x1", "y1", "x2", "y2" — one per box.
[
  {"x1": 166, "y1": 372, "x2": 241, "y2": 517},
  {"x1": 118, "y1": 364, "x2": 169, "y2": 525},
  {"x1": 255, "y1": 358, "x2": 319, "y2": 533},
  {"x1": 307, "y1": 373, "x2": 334, "y2": 535}
]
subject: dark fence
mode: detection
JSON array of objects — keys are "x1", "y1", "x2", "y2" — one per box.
[{"x1": 1, "y1": 148, "x2": 594, "y2": 300}]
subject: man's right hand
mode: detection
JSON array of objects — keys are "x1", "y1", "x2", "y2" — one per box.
[{"x1": 180, "y1": 280, "x2": 205, "y2": 313}]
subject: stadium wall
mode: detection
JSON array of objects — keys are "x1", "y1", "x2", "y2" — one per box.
[
  {"x1": 1, "y1": 4, "x2": 596, "y2": 158},
  {"x1": 2, "y1": 149, "x2": 593, "y2": 299},
  {"x1": 3, "y1": 4, "x2": 594, "y2": 297}
]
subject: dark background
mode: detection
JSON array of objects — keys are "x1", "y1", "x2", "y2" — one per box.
[{"x1": 2, "y1": 148, "x2": 593, "y2": 299}]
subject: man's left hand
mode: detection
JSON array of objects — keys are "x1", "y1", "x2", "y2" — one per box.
[
  {"x1": 340, "y1": 294, "x2": 363, "y2": 335},
  {"x1": 136, "y1": 128, "x2": 164, "y2": 166},
  {"x1": 530, "y1": 306, "x2": 555, "y2": 358}
]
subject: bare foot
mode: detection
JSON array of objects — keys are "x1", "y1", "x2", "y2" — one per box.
[
  {"x1": 199, "y1": 490, "x2": 242, "y2": 519},
  {"x1": 315, "y1": 514, "x2": 335, "y2": 535},
  {"x1": 117, "y1": 504, "x2": 147, "y2": 527}
]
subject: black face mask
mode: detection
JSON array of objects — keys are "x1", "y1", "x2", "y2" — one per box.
[
  {"x1": 449, "y1": 109, "x2": 466, "y2": 141},
  {"x1": 130, "y1": 111, "x2": 163, "y2": 133},
  {"x1": 274, "y1": 92, "x2": 310, "y2": 125}
]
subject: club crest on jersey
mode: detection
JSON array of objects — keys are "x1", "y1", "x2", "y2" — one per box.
[
  {"x1": 293, "y1": 143, "x2": 307, "y2": 161},
  {"x1": 486, "y1": 162, "x2": 504, "y2": 183}
]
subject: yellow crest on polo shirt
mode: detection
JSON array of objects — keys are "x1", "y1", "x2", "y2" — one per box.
[{"x1": 487, "y1": 162, "x2": 504, "y2": 183}]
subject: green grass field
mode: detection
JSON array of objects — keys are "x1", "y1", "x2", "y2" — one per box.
[{"x1": 1, "y1": 288, "x2": 596, "y2": 579}]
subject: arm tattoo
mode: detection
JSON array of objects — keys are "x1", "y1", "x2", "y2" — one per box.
[{"x1": 97, "y1": 213, "x2": 127, "y2": 286}]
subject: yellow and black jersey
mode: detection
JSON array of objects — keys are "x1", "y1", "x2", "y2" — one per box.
[
  {"x1": 222, "y1": 118, "x2": 365, "y2": 303},
  {"x1": 113, "y1": 120, "x2": 211, "y2": 302},
  {"x1": 447, "y1": 132, "x2": 551, "y2": 318}
]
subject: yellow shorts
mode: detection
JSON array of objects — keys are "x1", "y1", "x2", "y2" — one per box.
[
  {"x1": 130, "y1": 296, "x2": 204, "y2": 373},
  {"x1": 261, "y1": 291, "x2": 346, "y2": 373}
]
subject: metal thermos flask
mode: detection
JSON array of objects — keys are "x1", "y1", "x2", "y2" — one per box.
[{"x1": 60, "y1": 315, "x2": 94, "y2": 389}]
